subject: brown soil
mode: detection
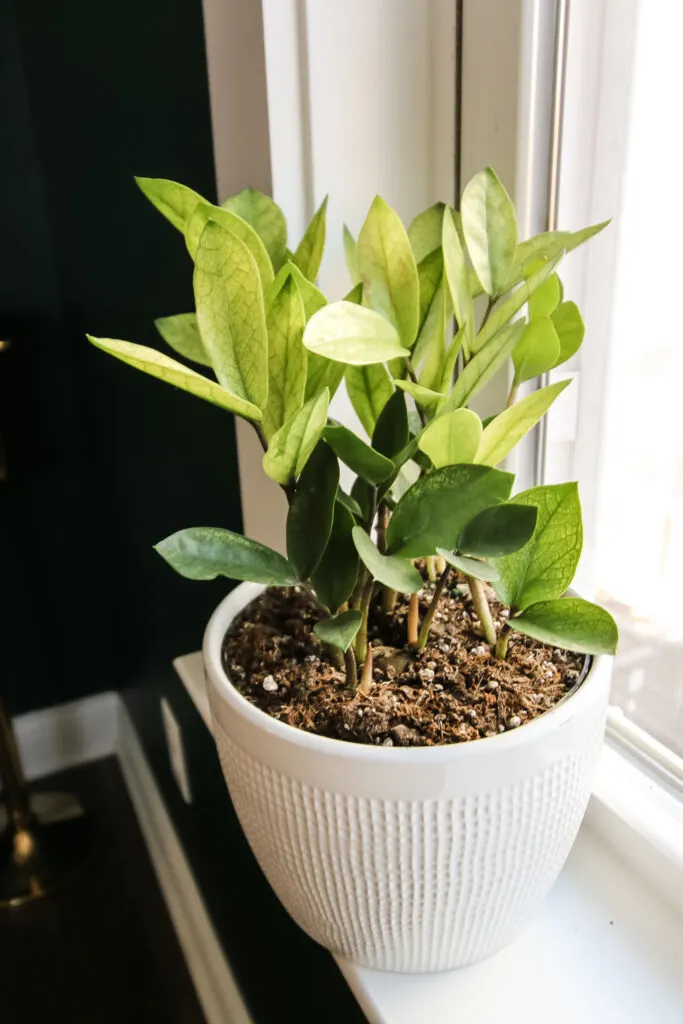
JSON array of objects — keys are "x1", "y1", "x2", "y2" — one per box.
[{"x1": 222, "y1": 578, "x2": 588, "y2": 748}]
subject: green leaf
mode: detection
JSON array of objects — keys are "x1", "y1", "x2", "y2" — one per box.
[
  {"x1": 350, "y1": 477, "x2": 375, "y2": 525},
  {"x1": 416, "y1": 279, "x2": 449, "y2": 391},
  {"x1": 323, "y1": 424, "x2": 394, "y2": 484},
  {"x1": 436, "y1": 548, "x2": 500, "y2": 582},
  {"x1": 311, "y1": 503, "x2": 359, "y2": 613},
  {"x1": 286, "y1": 441, "x2": 339, "y2": 579},
  {"x1": 416, "y1": 248, "x2": 445, "y2": 334},
  {"x1": 303, "y1": 301, "x2": 409, "y2": 366},
  {"x1": 293, "y1": 196, "x2": 328, "y2": 281},
  {"x1": 512, "y1": 317, "x2": 561, "y2": 385},
  {"x1": 442, "y1": 206, "x2": 475, "y2": 348},
  {"x1": 87, "y1": 335, "x2": 261, "y2": 420},
  {"x1": 352, "y1": 527, "x2": 422, "y2": 593},
  {"x1": 505, "y1": 220, "x2": 610, "y2": 290},
  {"x1": 372, "y1": 390, "x2": 409, "y2": 459},
  {"x1": 473, "y1": 252, "x2": 563, "y2": 354},
  {"x1": 267, "y1": 261, "x2": 327, "y2": 321},
  {"x1": 262, "y1": 389, "x2": 330, "y2": 485},
  {"x1": 457, "y1": 503, "x2": 537, "y2": 558},
  {"x1": 475, "y1": 379, "x2": 571, "y2": 467},
  {"x1": 345, "y1": 364, "x2": 395, "y2": 436},
  {"x1": 135, "y1": 176, "x2": 203, "y2": 232},
  {"x1": 154, "y1": 313, "x2": 210, "y2": 367},
  {"x1": 408, "y1": 202, "x2": 446, "y2": 263},
  {"x1": 357, "y1": 195, "x2": 420, "y2": 348},
  {"x1": 551, "y1": 301, "x2": 585, "y2": 366},
  {"x1": 262, "y1": 275, "x2": 306, "y2": 438},
  {"x1": 527, "y1": 271, "x2": 561, "y2": 320},
  {"x1": 194, "y1": 220, "x2": 269, "y2": 409},
  {"x1": 343, "y1": 224, "x2": 360, "y2": 285},
  {"x1": 461, "y1": 167, "x2": 517, "y2": 296},
  {"x1": 447, "y1": 320, "x2": 525, "y2": 410},
  {"x1": 337, "y1": 489, "x2": 364, "y2": 520},
  {"x1": 394, "y1": 379, "x2": 445, "y2": 407},
  {"x1": 185, "y1": 201, "x2": 274, "y2": 286},
  {"x1": 491, "y1": 483, "x2": 583, "y2": 611},
  {"x1": 418, "y1": 409, "x2": 482, "y2": 468},
  {"x1": 305, "y1": 354, "x2": 345, "y2": 403},
  {"x1": 387, "y1": 464, "x2": 514, "y2": 558},
  {"x1": 155, "y1": 527, "x2": 297, "y2": 585},
  {"x1": 435, "y1": 326, "x2": 465, "y2": 397},
  {"x1": 313, "y1": 609, "x2": 362, "y2": 652},
  {"x1": 222, "y1": 187, "x2": 287, "y2": 272},
  {"x1": 511, "y1": 598, "x2": 618, "y2": 656}
]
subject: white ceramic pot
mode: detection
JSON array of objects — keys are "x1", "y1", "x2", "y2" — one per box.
[{"x1": 204, "y1": 581, "x2": 611, "y2": 973}]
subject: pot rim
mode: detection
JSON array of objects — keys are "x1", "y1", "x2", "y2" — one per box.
[{"x1": 204, "y1": 581, "x2": 608, "y2": 763}]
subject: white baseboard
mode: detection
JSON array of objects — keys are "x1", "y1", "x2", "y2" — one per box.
[{"x1": 13, "y1": 691, "x2": 120, "y2": 781}]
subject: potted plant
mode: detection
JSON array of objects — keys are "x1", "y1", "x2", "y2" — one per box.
[{"x1": 89, "y1": 168, "x2": 618, "y2": 973}]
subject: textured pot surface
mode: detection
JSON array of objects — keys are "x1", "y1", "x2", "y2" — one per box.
[{"x1": 204, "y1": 582, "x2": 612, "y2": 973}]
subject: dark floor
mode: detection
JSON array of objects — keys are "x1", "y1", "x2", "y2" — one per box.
[{"x1": 0, "y1": 757, "x2": 205, "y2": 1023}]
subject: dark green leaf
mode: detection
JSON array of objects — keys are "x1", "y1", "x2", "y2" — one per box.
[
  {"x1": 511, "y1": 598, "x2": 618, "y2": 655},
  {"x1": 352, "y1": 527, "x2": 422, "y2": 593},
  {"x1": 324, "y1": 424, "x2": 394, "y2": 484},
  {"x1": 337, "y1": 489, "x2": 364, "y2": 520},
  {"x1": 457, "y1": 503, "x2": 538, "y2": 558},
  {"x1": 372, "y1": 390, "x2": 409, "y2": 459},
  {"x1": 286, "y1": 441, "x2": 339, "y2": 579},
  {"x1": 155, "y1": 527, "x2": 297, "y2": 585},
  {"x1": 313, "y1": 610, "x2": 362, "y2": 652},
  {"x1": 312, "y1": 502, "x2": 359, "y2": 613},
  {"x1": 350, "y1": 477, "x2": 375, "y2": 526}
]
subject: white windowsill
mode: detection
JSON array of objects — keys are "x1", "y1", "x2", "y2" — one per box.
[{"x1": 174, "y1": 653, "x2": 683, "y2": 1024}]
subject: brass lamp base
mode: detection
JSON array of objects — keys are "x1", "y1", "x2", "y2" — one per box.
[{"x1": 0, "y1": 791, "x2": 94, "y2": 909}]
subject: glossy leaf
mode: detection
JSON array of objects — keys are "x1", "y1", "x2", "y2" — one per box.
[
  {"x1": 185, "y1": 201, "x2": 274, "y2": 286},
  {"x1": 135, "y1": 176, "x2": 203, "y2": 232},
  {"x1": 511, "y1": 598, "x2": 618, "y2": 656},
  {"x1": 387, "y1": 464, "x2": 514, "y2": 558},
  {"x1": 352, "y1": 527, "x2": 422, "y2": 593},
  {"x1": 442, "y1": 205, "x2": 474, "y2": 347},
  {"x1": 491, "y1": 483, "x2": 583, "y2": 611},
  {"x1": 293, "y1": 195, "x2": 328, "y2": 281},
  {"x1": 345, "y1": 363, "x2": 394, "y2": 436},
  {"x1": 436, "y1": 548, "x2": 500, "y2": 582},
  {"x1": 154, "y1": 313, "x2": 210, "y2": 367},
  {"x1": 512, "y1": 317, "x2": 561, "y2": 385},
  {"x1": 262, "y1": 389, "x2": 329, "y2": 485},
  {"x1": 343, "y1": 224, "x2": 360, "y2": 285},
  {"x1": 262, "y1": 275, "x2": 306, "y2": 438},
  {"x1": 323, "y1": 424, "x2": 394, "y2": 484},
  {"x1": 447, "y1": 320, "x2": 525, "y2": 410},
  {"x1": 357, "y1": 195, "x2": 420, "y2": 348},
  {"x1": 313, "y1": 609, "x2": 362, "y2": 652},
  {"x1": 311, "y1": 503, "x2": 359, "y2": 613},
  {"x1": 394, "y1": 379, "x2": 445, "y2": 407},
  {"x1": 155, "y1": 527, "x2": 297, "y2": 585},
  {"x1": 418, "y1": 409, "x2": 482, "y2": 468},
  {"x1": 303, "y1": 301, "x2": 408, "y2": 366},
  {"x1": 461, "y1": 167, "x2": 517, "y2": 296},
  {"x1": 87, "y1": 336, "x2": 261, "y2": 421},
  {"x1": 472, "y1": 252, "x2": 563, "y2": 354},
  {"x1": 222, "y1": 187, "x2": 287, "y2": 272},
  {"x1": 194, "y1": 220, "x2": 269, "y2": 409},
  {"x1": 372, "y1": 390, "x2": 409, "y2": 459},
  {"x1": 552, "y1": 301, "x2": 585, "y2": 366},
  {"x1": 457, "y1": 503, "x2": 537, "y2": 558},
  {"x1": 286, "y1": 441, "x2": 339, "y2": 580},
  {"x1": 475, "y1": 379, "x2": 571, "y2": 467}
]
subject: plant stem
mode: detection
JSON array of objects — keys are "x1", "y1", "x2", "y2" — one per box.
[
  {"x1": 435, "y1": 554, "x2": 446, "y2": 575},
  {"x1": 407, "y1": 591, "x2": 419, "y2": 645},
  {"x1": 344, "y1": 645, "x2": 358, "y2": 688},
  {"x1": 376, "y1": 502, "x2": 390, "y2": 554},
  {"x1": 417, "y1": 566, "x2": 450, "y2": 649},
  {"x1": 358, "y1": 645, "x2": 373, "y2": 695},
  {"x1": 466, "y1": 576, "x2": 497, "y2": 646},
  {"x1": 355, "y1": 575, "x2": 374, "y2": 663},
  {"x1": 495, "y1": 622, "x2": 510, "y2": 660},
  {"x1": 382, "y1": 587, "x2": 398, "y2": 613},
  {"x1": 426, "y1": 555, "x2": 437, "y2": 582},
  {"x1": 505, "y1": 381, "x2": 519, "y2": 409}
]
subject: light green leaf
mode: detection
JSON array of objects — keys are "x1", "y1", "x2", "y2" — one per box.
[
  {"x1": 436, "y1": 548, "x2": 500, "y2": 582},
  {"x1": 155, "y1": 527, "x2": 297, "y2": 585},
  {"x1": 262, "y1": 275, "x2": 306, "y2": 438},
  {"x1": 457, "y1": 503, "x2": 537, "y2": 558},
  {"x1": 391, "y1": 458, "x2": 421, "y2": 503},
  {"x1": 303, "y1": 301, "x2": 409, "y2": 366},
  {"x1": 345, "y1": 364, "x2": 395, "y2": 436},
  {"x1": 447, "y1": 320, "x2": 525, "y2": 410},
  {"x1": 313, "y1": 609, "x2": 362, "y2": 652},
  {"x1": 155, "y1": 313, "x2": 210, "y2": 367},
  {"x1": 418, "y1": 408, "x2": 482, "y2": 468},
  {"x1": 461, "y1": 167, "x2": 517, "y2": 296},
  {"x1": 505, "y1": 220, "x2": 610, "y2": 290},
  {"x1": 352, "y1": 527, "x2": 422, "y2": 593},
  {"x1": 408, "y1": 202, "x2": 446, "y2": 263},
  {"x1": 475, "y1": 379, "x2": 571, "y2": 467},
  {"x1": 87, "y1": 335, "x2": 261, "y2": 421},
  {"x1": 552, "y1": 301, "x2": 585, "y2": 366},
  {"x1": 194, "y1": 220, "x2": 269, "y2": 409},
  {"x1": 312, "y1": 503, "x2": 359, "y2": 613},
  {"x1": 417, "y1": 279, "x2": 449, "y2": 391},
  {"x1": 324, "y1": 424, "x2": 394, "y2": 484},
  {"x1": 491, "y1": 482, "x2": 583, "y2": 611},
  {"x1": 527, "y1": 267, "x2": 561, "y2": 320},
  {"x1": 416, "y1": 248, "x2": 445, "y2": 333},
  {"x1": 473, "y1": 252, "x2": 563, "y2": 354},
  {"x1": 436, "y1": 325, "x2": 465, "y2": 396},
  {"x1": 305, "y1": 355, "x2": 345, "y2": 403},
  {"x1": 135, "y1": 176, "x2": 203, "y2": 232},
  {"x1": 394, "y1": 379, "x2": 445, "y2": 407},
  {"x1": 266, "y1": 261, "x2": 327, "y2": 321},
  {"x1": 372, "y1": 390, "x2": 409, "y2": 459},
  {"x1": 357, "y1": 195, "x2": 420, "y2": 348},
  {"x1": 343, "y1": 224, "x2": 360, "y2": 285},
  {"x1": 387, "y1": 464, "x2": 513, "y2": 558},
  {"x1": 442, "y1": 206, "x2": 474, "y2": 348},
  {"x1": 262, "y1": 389, "x2": 330, "y2": 485},
  {"x1": 512, "y1": 317, "x2": 561, "y2": 385},
  {"x1": 511, "y1": 598, "x2": 618, "y2": 656},
  {"x1": 222, "y1": 187, "x2": 287, "y2": 272},
  {"x1": 185, "y1": 201, "x2": 274, "y2": 286},
  {"x1": 286, "y1": 441, "x2": 339, "y2": 579},
  {"x1": 293, "y1": 195, "x2": 328, "y2": 281}
]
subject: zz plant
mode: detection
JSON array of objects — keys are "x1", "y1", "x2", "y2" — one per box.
[{"x1": 89, "y1": 168, "x2": 618, "y2": 691}]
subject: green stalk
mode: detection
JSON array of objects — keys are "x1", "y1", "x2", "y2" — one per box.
[
  {"x1": 466, "y1": 576, "x2": 497, "y2": 646},
  {"x1": 344, "y1": 645, "x2": 358, "y2": 688},
  {"x1": 426, "y1": 556, "x2": 437, "y2": 582},
  {"x1": 355, "y1": 575, "x2": 374, "y2": 663},
  {"x1": 417, "y1": 566, "x2": 450, "y2": 649},
  {"x1": 505, "y1": 381, "x2": 519, "y2": 409},
  {"x1": 495, "y1": 622, "x2": 510, "y2": 660},
  {"x1": 404, "y1": 358, "x2": 427, "y2": 426}
]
